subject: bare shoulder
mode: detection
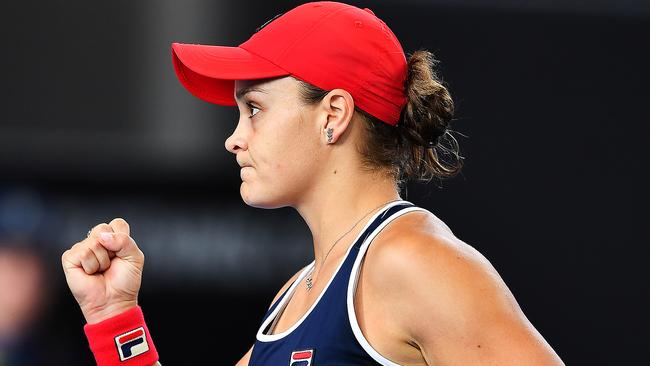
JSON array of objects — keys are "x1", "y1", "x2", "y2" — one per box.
[
  {"x1": 364, "y1": 209, "x2": 499, "y2": 315},
  {"x1": 362, "y1": 209, "x2": 564, "y2": 365},
  {"x1": 368, "y1": 208, "x2": 497, "y2": 284}
]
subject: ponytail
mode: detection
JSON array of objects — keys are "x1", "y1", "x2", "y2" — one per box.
[{"x1": 396, "y1": 49, "x2": 463, "y2": 184}]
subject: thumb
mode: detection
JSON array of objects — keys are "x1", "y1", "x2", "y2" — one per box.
[
  {"x1": 98, "y1": 231, "x2": 143, "y2": 262},
  {"x1": 109, "y1": 217, "x2": 130, "y2": 236}
]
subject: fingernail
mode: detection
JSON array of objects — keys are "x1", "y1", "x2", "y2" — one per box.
[{"x1": 100, "y1": 232, "x2": 113, "y2": 244}]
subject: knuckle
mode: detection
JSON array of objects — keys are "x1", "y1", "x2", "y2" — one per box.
[
  {"x1": 92, "y1": 240, "x2": 106, "y2": 251},
  {"x1": 70, "y1": 242, "x2": 84, "y2": 255},
  {"x1": 78, "y1": 239, "x2": 93, "y2": 249},
  {"x1": 118, "y1": 232, "x2": 138, "y2": 249},
  {"x1": 80, "y1": 247, "x2": 95, "y2": 260},
  {"x1": 97, "y1": 255, "x2": 109, "y2": 268},
  {"x1": 113, "y1": 231, "x2": 131, "y2": 243}
]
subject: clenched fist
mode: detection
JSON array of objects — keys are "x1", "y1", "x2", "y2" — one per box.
[{"x1": 61, "y1": 218, "x2": 145, "y2": 324}]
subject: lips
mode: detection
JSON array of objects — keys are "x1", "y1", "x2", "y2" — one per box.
[
  {"x1": 236, "y1": 154, "x2": 254, "y2": 169},
  {"x1": 237, "y1": 158, "x2": 252, "y2": 168}
]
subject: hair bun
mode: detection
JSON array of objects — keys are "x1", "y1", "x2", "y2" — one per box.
[{"x1": 394, "y1": 49, "x2": 463, "y2": 181}]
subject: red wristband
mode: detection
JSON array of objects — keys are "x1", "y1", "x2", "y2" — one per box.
[{"x1": 84, "y1": 306, "x2": 159, "y2": 366}]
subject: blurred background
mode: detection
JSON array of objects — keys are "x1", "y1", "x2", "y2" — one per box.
[{"x1": 1, "y1": 0, "x2": 648, "y2": 364}]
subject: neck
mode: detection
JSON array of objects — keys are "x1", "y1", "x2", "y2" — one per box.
[{"x1": 292, "y1": 167, "x2": 402, "y2": 273}]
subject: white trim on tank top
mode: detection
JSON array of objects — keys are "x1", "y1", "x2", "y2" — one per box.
[
  {"x1": 347, "y1": 205, "x2": 430, "y2": 366},
  {"x1": 255, "y1": 199, "x2": 413, "y2": 343}
]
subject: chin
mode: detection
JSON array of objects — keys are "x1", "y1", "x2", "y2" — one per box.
[{"x1": 240, "y1": 182, "x2": 290, "y2": 209}]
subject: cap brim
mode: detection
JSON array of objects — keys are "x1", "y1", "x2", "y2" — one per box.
[{"x1": 171, "y1": 42, "x2": 290, "y2": 106}]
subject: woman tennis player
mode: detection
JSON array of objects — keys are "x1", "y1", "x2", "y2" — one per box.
[{"x1": 62, "y1": 2, "x2": 565, "y2": 365}]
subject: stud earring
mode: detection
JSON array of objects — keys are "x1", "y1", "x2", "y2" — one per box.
[{"x1": 326, "y1": 128, "x2": 334, "y2": 143}]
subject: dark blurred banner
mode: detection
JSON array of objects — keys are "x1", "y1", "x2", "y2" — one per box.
[{"x1": 1, "y1": 0, "x2": 648, "y2": 365}]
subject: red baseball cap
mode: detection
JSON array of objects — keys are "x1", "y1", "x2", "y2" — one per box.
[{"x1": 171, "y1": 1, "x2": 408, "y2": 126}]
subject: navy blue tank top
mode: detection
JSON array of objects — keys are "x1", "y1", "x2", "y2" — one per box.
[{"x1": 248, "y1": 200, "x2": 427, "y2": 366}]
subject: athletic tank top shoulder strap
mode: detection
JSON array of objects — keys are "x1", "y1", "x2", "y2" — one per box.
[
  {"x1": 346, "y1": 202, "x2": 429, "y2": 365},
  {"x1": 263, "y1": 262, "x2": 315, "y2": 321},
  {"x1": 250, "y1": 200, "x2": 429, "y2": 366}
]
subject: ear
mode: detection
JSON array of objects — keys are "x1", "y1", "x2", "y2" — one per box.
[{"x1": 320, "y1": 88, "x2": 355, "y2": 145}]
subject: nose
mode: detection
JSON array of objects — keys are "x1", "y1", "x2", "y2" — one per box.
[{"x1": 225, "y1": 117, "x2": 249, "y2": 154}]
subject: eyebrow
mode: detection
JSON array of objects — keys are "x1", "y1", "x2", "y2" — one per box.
[{"x1": 235, "y1": 86, "x2": 268, "y2": 101}]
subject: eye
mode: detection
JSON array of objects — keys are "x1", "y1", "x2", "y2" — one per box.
[{"x1": 246, "y1": 102, "x2": 261, "y2": 118}]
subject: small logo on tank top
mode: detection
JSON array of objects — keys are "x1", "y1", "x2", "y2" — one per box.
[{"x1": 290, "y1": 349, "x2": 314, "y2": 366}]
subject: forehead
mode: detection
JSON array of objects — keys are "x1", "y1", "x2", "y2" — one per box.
[{"x1": 234, "y1": 76, "x2": 296, "y2": 100}]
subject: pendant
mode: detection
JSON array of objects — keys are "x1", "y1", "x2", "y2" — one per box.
[{"x1": 305, "y1": 274, "x2": 313, "y2": 291}]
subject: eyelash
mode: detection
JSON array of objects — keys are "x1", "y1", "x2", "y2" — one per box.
[{"x1": 246, "y1": 102, "x2": 261, "y2": 118}]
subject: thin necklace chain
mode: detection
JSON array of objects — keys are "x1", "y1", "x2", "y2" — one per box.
[{"x1": 305, "y1": 198, "x2": 403, "y2": 291}]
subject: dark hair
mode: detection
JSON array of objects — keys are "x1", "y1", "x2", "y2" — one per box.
[{"x1": 297, "y1": 49, "x2": 464, "y2": 190}]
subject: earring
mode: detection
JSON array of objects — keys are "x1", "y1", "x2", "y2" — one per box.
[{"x1": 326, "y1": 128, "x2": 334, "y2": 143}]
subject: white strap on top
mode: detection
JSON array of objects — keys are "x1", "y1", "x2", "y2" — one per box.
[{"x1": 347, "y1": 205, "x2": 429, "y2": 366}]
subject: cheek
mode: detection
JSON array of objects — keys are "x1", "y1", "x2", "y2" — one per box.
[
  {"x1": 263, "y1": 120, "x2": 318, "y2": 182},
  {"x1": 270, "y1": 139, "x2": 303, "y2": 178}
]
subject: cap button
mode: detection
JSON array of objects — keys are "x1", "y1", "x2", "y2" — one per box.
[{"x1": 363, "y1": 7, "x2": 375, "y2": 16}]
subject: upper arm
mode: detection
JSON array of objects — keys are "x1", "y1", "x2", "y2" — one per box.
[
  {"x1": 234, "y1": 266, "x2": 305, "y2": 366},
  {"x1": 371, "y1": 233, "x2": 565, "y2": 366}
]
